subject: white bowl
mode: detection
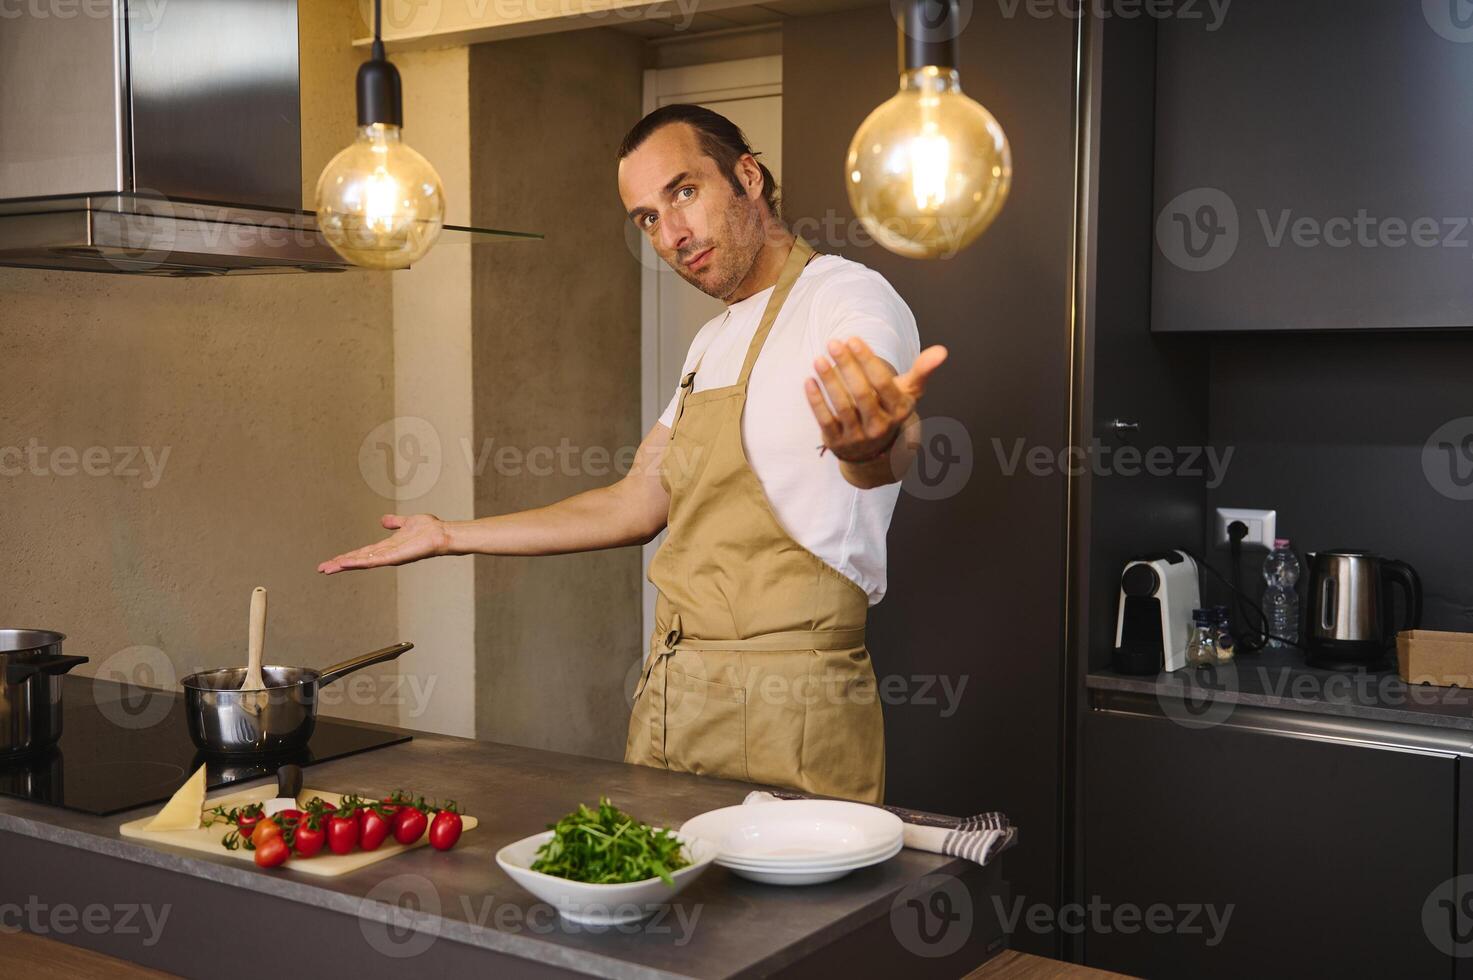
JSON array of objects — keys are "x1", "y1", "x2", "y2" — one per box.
[
  {"x1": 680, "y1": 800, "x2": 904, "y2": 865},
  {"x1": 495, "y1": 829, "x2": 718, "y2": 925}
]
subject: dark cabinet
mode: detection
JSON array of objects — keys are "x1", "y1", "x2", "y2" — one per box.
[
  {"x1": 1455, "y1": 760, "x2": 1473, "y2": 979},
  {"x1": 1152, "y1": 0, "x2": 1473, "y2": 332},
  {"x1": 785, "y1": 3, "x2": 1078, "y2": 959},
  {"x1": 1083, "y1": 707, "x2": 1455, "y2": 977}
]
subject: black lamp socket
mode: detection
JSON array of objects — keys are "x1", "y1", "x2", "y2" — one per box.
[
  {"x1": 899, "y1": 0, "x2": 962, "y2": 72},
  {"x1": 356, "y1": 46, "x2": 403, "y2": 128}
]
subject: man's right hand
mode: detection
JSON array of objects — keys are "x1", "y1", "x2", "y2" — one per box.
[
  {"x1": 316, "y1": 423, "x2": 673, "y2": 574},
  {"x1": 317, "y1": 513, "x2": 453, "y2": 575}
]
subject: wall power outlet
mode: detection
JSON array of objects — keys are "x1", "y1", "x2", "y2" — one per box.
[{"x1": 1214, "y1": 508, "x2": 1277, "y2": 551}]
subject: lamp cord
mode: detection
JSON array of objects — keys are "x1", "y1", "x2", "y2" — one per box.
[{"x1": 372, "y1": 0, "x2": 384, "y2": 60}]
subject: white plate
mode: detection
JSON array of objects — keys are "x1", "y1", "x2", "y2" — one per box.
[
  {"x1": 496, "y1": 830, "x2": 718, "y2": 925},
  {"x1": 725, "y1": 836, "x2": 906, "y2": 885},
  {"x1": 680, "y1": 800, "x2": 904, "y2": 865},
  {"x1": 715, "y1": 835, "x2": 900, "y2": 871}
]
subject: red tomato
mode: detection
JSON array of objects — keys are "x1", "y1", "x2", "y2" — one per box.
[
  {"x1": 294, "y1": 822, "x2": 326, "y2": 857},
  {"x1": 392, "y1": 807, "x2": 428, "y2": 845},
  {"x1": 359, "y1": 808, "x2": 391, "y2": 851},
  {"x1": 235, "y1": 812, "x2": 261, "y2": 838},
  {"x1": 277, "y1": 808, "x2": 303, "y2": 824},
  {"x1": 326, "y1": 814, "x2": 359, "y2": 855},
  {"x1": 254, "y1": 835, "x2": 289, "y2": 868},
  {"x1": 251, "y1": 818, "x2": 282, "y2": 846},
  {"x1": 428, "y1": 810, "x2": 463, "y2": 851}
]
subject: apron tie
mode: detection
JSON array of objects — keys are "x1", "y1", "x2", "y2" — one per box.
[
  {"x1": 632, "y1": 613, "x2": 684, "y2": 767},
  {"x1": 661, "y1": 621, "x2": 867, "y2": 653},
  {"x1": 663, "y1": 613, "x2": 684, "y2": 653}
]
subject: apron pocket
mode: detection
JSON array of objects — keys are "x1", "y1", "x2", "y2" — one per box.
[
  {"x1": 797, "y1": 648, "x2": 885, "y2": 804},
  {"x1": 663, "y1": 665, "x2": 748, "y2": 782}
]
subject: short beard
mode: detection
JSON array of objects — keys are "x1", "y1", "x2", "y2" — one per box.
[{"x1": 676, "y1": 194, "x2": 766, "y2": 301}]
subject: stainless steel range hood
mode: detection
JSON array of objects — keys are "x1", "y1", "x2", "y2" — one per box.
[{"x1": 0, "y1": 0, "x2": 536, "y2": 276}]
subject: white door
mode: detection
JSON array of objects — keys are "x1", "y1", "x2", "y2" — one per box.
[{"x1": 639, "y1": 57, "x2": 782, "y2": 647}]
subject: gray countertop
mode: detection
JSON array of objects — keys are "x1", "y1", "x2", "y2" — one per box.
[
  {"x1": 0, "y1": 690, "x2": 984, "y2": 979},
  {"x1": 1089, "y1": 646, "x2": 1473, "y2": 741}
]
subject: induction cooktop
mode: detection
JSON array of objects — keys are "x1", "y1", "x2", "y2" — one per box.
[{"x1": 0, "y1": 676, "x2": 410, "y2": 815}]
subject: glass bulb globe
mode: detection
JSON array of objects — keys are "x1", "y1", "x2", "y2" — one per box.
[
  {"x1": 845, "y1": 67, "x2": 1012, "y2": 260},
  {"x1": 315, "y1": 123, "x2": 445, "y2": 270}
]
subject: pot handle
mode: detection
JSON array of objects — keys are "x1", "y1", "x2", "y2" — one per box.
[
  {"x1": 316, "y1": 643, "x2": 414, "y2": 688},
  {"x1": 6, "y1": 654, "x2": 89, "y2": 686}
]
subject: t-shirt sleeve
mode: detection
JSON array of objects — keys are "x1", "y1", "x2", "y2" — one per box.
[
  {"x1": 818, "y1": 270, "x2": 922, "y2": 375},
  {"x1": 657, "y1": 387, "x2": 680, "y2": 429},
  {"x1": 656, "y1": 331, "x2": 707, "y2": 429}
]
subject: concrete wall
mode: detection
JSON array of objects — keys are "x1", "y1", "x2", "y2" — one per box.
[
  {"x1": 468, "y1": 30, "x2": 646, "y2": 758},
  {"x1": 0, "y1": 0, "x2": 400, "y2": 726}
]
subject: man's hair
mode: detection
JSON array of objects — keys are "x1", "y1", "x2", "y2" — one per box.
[{"x1": 617, "y1": 104, "x2": 781, "y2": 219}]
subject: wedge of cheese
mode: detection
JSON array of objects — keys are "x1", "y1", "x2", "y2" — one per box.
[{"x1": 144, "y1": 764, "x2": 207, "y2": 831}]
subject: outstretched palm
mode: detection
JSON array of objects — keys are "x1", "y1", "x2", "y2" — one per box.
[{"x1": 318, "y1": 513, "x2": 450, "y2": 575}]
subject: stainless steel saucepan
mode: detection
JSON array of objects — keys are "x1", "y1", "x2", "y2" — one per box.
[
  {"x1": 1, "y1": 629, "x2": 89, "y2": 758},
  {"x1": 180, "y1": 642, "x2": 413, "y2": 756}
]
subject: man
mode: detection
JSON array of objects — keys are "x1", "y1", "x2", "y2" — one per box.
[{"x1": 319, "y1": 104, "x2": 947, "y2": 803}]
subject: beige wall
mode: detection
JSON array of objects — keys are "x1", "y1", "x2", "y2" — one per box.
[
  {"x1": 0, "y1": 4, "x2": 655, "y2": 746},
  {"x1": 389, "y1": 47, "x2": 478, "y2": 738},
  {"x1": 468, "y1": 30, "x2": 646, "y2": 758},
  {"x1": 0, "y1": 0, "x2": 400, "y2": 725}
]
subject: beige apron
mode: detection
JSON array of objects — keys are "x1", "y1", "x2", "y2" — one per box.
[{"x1": 624, "y1": 238, "x2": 885, "y2": 804}]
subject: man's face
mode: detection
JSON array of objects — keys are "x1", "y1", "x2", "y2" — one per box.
[{"x1": 618, "y1": 123, "x2": 766, "y2": 301}]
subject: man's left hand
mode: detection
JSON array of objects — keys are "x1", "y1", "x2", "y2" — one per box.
[{"x1": 805, "y1": 337, "x2": 948, "y2": 473}]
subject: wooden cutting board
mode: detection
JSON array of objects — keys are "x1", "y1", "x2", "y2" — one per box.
[{"x1": 119, "y1": 787, "x2": 478, "y2": 878}]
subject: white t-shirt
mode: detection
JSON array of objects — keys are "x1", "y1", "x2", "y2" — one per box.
[{"x1": 658, "y1": 253, "x2": 921, "y2": 605}]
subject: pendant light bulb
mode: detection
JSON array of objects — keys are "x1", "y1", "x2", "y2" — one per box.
[
  {"x1": 845, "y1": 0, "x2": 1011, "y2": 260},
  {"x1": 314, "y1": 2, "x2": 444, "y2": 270}
]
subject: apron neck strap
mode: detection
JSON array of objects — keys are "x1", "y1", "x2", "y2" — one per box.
[{"x1": 736, "y1": 237, "x2": 816, "y2": 388}]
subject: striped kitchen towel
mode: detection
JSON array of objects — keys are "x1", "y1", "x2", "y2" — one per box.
[{"x1": 742, "y1": 790, "x2": 1018, "y2": 868}]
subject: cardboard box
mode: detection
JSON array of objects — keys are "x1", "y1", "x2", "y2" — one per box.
[{"x1": 1397, "y1": 629, "x2": 1473, "y2": 688}]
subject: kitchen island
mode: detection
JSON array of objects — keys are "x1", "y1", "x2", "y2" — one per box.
[{"x1": 0, "y1": 680, "x2": 1008, "y2": 978}]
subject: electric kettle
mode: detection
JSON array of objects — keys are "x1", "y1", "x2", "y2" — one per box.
[{"x1": 1305, "y1": 550, "x2": 1422, "y2": 668}]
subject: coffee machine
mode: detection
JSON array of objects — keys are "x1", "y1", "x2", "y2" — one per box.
[{"x1": 1113, "y1": 551, "x2": 1201, "y2": 675}]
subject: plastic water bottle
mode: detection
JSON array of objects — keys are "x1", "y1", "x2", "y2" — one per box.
[{"x1": 1262, "y1": 539, "x2": 1301, "y2": 649}]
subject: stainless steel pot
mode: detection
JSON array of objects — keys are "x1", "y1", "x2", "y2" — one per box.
[
  {"x1": 1, "y1": 629, "x2": 89, "y2": 758},
  {"x1": 180, "y1": 642, "x2": 412, "y2": 756}
]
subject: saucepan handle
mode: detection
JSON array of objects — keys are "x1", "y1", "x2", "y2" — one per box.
[
  {"x1": 5, "y1": 654, "x2": 89, "y2": 686},
  {"x1": 316, "y1": 643, "x2": 414, "y2": 688}
]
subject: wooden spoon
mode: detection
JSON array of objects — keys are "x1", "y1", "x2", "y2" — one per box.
[{"x1": 242, "y1": 586, "x2": 267, "y2": 692}]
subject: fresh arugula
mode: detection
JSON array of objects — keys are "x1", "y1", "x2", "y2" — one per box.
[{"x1": 530, "y1": 797, "x2": 689, "y2": 886}]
